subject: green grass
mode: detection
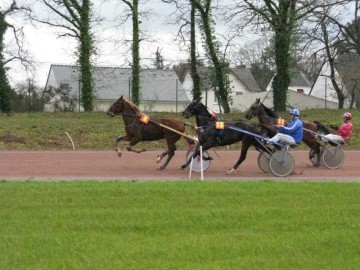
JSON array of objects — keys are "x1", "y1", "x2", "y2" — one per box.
[
  {"x1": 1, "y1": 181, "x2": 360, "y2": 269},
  {"x1": 0, "y1": 108, "x2": 359, "y2": 151}
]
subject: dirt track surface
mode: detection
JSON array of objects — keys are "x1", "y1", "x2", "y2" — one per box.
[{"x1": 1, "y1": 150, "x2": 359, "y2": 181}]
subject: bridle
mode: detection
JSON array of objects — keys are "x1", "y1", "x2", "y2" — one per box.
[
  {"x1": 184, "y1": 100, "x2": 203, "y2": 118},
  {"x1": 246, "y1": 103, "x2": 260, "y2": 119}
]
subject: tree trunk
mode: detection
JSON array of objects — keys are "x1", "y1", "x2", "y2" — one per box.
[
  {"x1": 0, "y1": 13, "x2": 11, "y2": 114},
  {"x1": 328, "y1": 58, "x2": 345, "y2": 108},
  {"x1": 131, "y1": 0, "x2": 141, "y2": 105},
  {"x1": 79, "y1": 0, "x2": 93, "y2": 111},
  {"x1": 322, "y1": 22, "x2": 345, "y2": 109},
  {"x1": 194, "y1": 1, "x2": 231, "y2": 113},
  {"x1": 273, "y1": 29, "x2": 291, "y2": 111},
  {"x1": 190, "y1": 0, "x2": 201, "y2": 100}
]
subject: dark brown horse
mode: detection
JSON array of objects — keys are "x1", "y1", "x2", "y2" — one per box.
[
  {"x1": 244, "y1": 98, "x2": 333, "y2": 166},
  {"x1": 107, "y1": 95, "x2": 193, "y2": 170},
  {"x1": 181, "y1": 99, "x2": 276, "y2": 174}
]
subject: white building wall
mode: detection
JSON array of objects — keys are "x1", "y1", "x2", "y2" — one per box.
[
  {"x1": 198, "y1": 72, "x2": 254, "y2": 113},
  {"x1": 266, "y1": 77, "x2": 312, "y2": 95},
  {"x1": 232, "y1": 91, "x2": 338, "y2": 112},
  {"x1": 288, "y1": 85, "x2": 312, "y2": 95},
  {"x1": 310, "y1": 63, "x2": 343, "y2": 104}
]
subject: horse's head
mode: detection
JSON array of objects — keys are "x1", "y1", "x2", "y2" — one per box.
[
  {"x1": 245, "y1": 98, "x2": 261, "y2": 120},
  {"x1": 107, "y1": 95, "x2": 125, "y2": 117},
  {"x1": 182, "y1": 98, "x2": 203, "y2": 119},
  {"x1": 245, "y1": 98, "x2": 278, "y2": 125}
]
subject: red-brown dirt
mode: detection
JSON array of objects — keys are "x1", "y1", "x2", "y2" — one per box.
[{"x1": 0, "y1": 150, "x2": 359, "y2": 181}]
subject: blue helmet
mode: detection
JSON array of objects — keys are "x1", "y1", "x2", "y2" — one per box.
[{"x1": 289, "y1": 108, "x2": 300, "y2": 117}]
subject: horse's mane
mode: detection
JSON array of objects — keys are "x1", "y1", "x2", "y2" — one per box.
[
  {"x1": 123, "y1": 97, "x2": 140, "y2": 114},
  {"x1": 199, "y1": 102, "x2": 212, "y2": 117},
  {"x1": 314, "y1": 120, "x2": 333, "y2": 135},
  {"x1": 261, "y1": 102, "x2": 278, "y2": 118}
]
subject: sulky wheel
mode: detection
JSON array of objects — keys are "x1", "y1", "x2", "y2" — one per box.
[
  {"x1": 258, "y1": 151, "x2": 271, "y2": 173},
  {"x1": 186, "y1": 147, "x2": 211, "y2": 173},
  {"x1": 322, "y1": 147, "x2": 344, "y2": 170},
  {"x1": 269, "y1": 152, "x2": 295, "y2": 177}
]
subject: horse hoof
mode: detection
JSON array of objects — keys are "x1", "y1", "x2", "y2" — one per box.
[
  {"x1": 156, "y1": 156, "x2": 162, "y2": 163},
  {"x1": 116, "y1": 152, "x2": 122, "y2": 158},
  {"x1": 226, "y1": 168, "x2": 235, "y2": 175},
  {"x1": 180, "y1": 165, "x2": 186, "y2": 170}
]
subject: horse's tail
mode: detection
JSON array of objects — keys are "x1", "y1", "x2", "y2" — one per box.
[
  {"x1": 183, "y1": 121, "x2": 198, "y2": 146},
  {"x1": 183, "y1": 136, "x2": 196, "y2": 147},
  {"x1": 314, "y1": 120, "x2": 333, "y2": 134},
  {"x1": 184, "y1": 121, "x2": 198, "y2": 133}
]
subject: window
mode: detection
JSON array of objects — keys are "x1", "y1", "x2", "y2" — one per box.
[{"x1": 235, "y1": 91, "x2": 243, "y2": 95}]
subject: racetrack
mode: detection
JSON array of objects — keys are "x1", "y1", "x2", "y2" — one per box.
[{"x1": 1, "y1": 150, "x2": 359, "y2": 181}]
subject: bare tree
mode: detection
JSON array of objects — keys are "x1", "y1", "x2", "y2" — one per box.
[
  {"x1": 234, "y1": 37, "x2": 275, "y2": 91},
  {"x1": 116, "y1": 0, "x2": 142, "y2": 105},
  {"x1": 30, "y1": 0, "x2": 96, "y2": 111},
  {"x1": 299, "y1": 3, "x2": 356, "y2": 108},
  {"x1": 337, "y1": 52, "x2": 360, "y2": 108},
  {"x1": 227, "y1": 0, "x2": 346, "y2": 111},
  {"x1": 104, "y1": 0, "x2": 156, "y2": 105},
  {"x1": 162, "y1": 0, "x2": 202, "y2": 99},
  {"x1": 325, "y1": 0, "x2": 360, "y2": 56}
]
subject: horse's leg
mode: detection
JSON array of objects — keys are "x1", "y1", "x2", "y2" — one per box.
[
  {"x1": 180, "y1": 141, "x2": 213, "y2": 170},
  {"x1": 180, "y1": 143, "x2": 200, "y2": 169},
  {"x1": 226, "y1": 139, "x2": 252, "y2": 174},
  {"x1": 158, "y1": 136, "x2": 180, "y2": 170},
  {"x1": 115, "y1": 135, "x2": 127, "y2": 158},
  {"x1": 156, "y1": 149, "x2": 170, "y2": 165},
  {"x1": 314, "y1": 145, "x2": 321, "y2": 167},
  {"x1": 158, "y1": 149, "x2": 175, "y2": 170},
  {"x1": 158, "y1": 151, "x2": 175, "y2": 170},
  {"x1": 126, "y1": 137, "x2": 146, "y2": 153}
]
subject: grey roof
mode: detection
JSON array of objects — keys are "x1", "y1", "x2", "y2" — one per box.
[
  {"x1": 45, "y1": 65, "x2": 189, "y2": 102},
  {"x1": 290, "y1": 71, "x2": 312, "y2": 87},
  {"x1": 184, "y1": 66, "x2": 261, "y2": 92},
  {"x1": 230, "y1": 66, "x2": 262, "y2": 92}
]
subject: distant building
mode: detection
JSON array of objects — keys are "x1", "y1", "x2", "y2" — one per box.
[
  {"x1": 310, "y1": 52, "x2": 360, "y2": 108},
  {"x1": 266, "y1": 69, "x2": 313, "y2": 95},
  {"x1": 180, "y1": 65, "x2": 262, "y2": 113},
  {"x1": 44, "y1": 64, "x2": 189, "y2": 112}
]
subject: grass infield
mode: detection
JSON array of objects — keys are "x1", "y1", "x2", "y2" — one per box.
[{"x1": 1, "y1": 180, "x2": 360, "y2": 269}]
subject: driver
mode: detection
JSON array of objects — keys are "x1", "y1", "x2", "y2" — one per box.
[{"x1": 268, "y1": 108, "x2": 304, "y2": 146}]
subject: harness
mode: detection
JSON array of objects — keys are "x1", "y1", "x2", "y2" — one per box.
[{"x1": 215, "y1": 118, "x2": 225, "y2": 144}]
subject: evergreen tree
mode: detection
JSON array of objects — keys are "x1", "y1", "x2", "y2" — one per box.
[{"x1": 0, "y1": 9, "x2": 12, "y2": 114}]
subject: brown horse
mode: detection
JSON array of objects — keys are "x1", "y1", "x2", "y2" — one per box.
[
  {"x1": 107, "y1": 95, "x2": 193, "y2": 170},
  {"x1": 244, "y1": 98, "x2": 333, "y2": 166}
]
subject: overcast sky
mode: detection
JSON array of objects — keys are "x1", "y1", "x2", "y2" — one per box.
[
  {"x1": 3, "y1": 0, "x2": 357, "y2": 88},
  {"x1": 3, "y1": 0, "x2": 242, "y2": 87}
]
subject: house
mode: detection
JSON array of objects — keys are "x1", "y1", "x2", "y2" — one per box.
[
  {"x1": 310, "y1": 52, "x2": 360, "y2": 108},
  {"x1": 243, "y1": 91, "x2": 338, "y2": 112},
  {"x1": 180, "y1": 65, "x2": 262, "y2": 113},
  {"x1": 266, "y1": 69, "x2": 313, "y2": 94},
  {"x1": 44, "y1": 64, "x2": 190, "y2": 112},
  {"x1": 262, "y1": 68, "x2": 342, "y2": 110}
]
